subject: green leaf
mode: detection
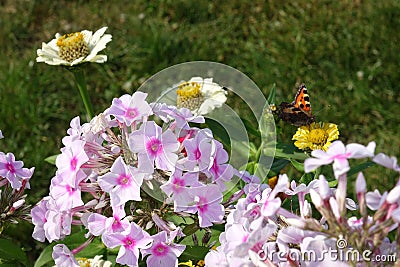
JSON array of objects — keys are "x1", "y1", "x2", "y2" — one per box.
[
  {"x1": 298, "y1": 173, "x2": 314, "y2": 185},
  {"x1": 183, "y1": 222, "x2": 199, "y2": 236},
  {"x1": 179, "y1": 246, "x2": 210, "y2": 262},
  {"x1": 347, "y1": 161, "x2": 376, "y2": 177},
  {"x1": 273, "y1": 143, "x2": 309, "y2": 160},
  {"x1": 34, "y1": 244, "x2": 55, "y2": 267},
  {"x1": 290, "y1": 159, "x2": 304, "y2": 172},
  {"x1": 241, "y1": 117, "x2": 260, "y2": 138},
  {"x1": 0, "y1": 238, "x2": 29, "y2": 266},
  {"x1": 328, "y1": 179, "x2": 338, "y2": 187},
  {"x1": 205, "y1": 118, "x2": 231, "y2": 148},
  {"x1": 268, "y1": 158, "x2": 290, "y2": 176},
  {"x1": 0, "y1": 264, "x2": 20, "y2": 267},
  {"x1": 44, "y1": 154, "x2": 58, "y2": 165}
]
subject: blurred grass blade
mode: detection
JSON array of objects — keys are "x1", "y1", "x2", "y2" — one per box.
[{"x1": 267, "y1": 83, "x2": 276, "y2": 104}]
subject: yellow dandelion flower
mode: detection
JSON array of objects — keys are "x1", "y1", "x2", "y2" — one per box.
[{"x1": 292, "y1": 122, "x2": 339, "y2": 151}]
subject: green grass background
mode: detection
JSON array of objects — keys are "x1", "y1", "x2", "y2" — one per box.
[{"x1": 1, "y1": 0, "x2": 400, "y2": 263}]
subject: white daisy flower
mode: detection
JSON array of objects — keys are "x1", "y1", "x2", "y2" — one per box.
[
  {"x1": 176, "y1": 77, "x2": 227, "y2": 115},
  {"x1": 36, "y1": 26, "x2": 112, "y2": 66}
]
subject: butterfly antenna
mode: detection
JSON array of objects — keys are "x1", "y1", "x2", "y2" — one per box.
[{"x1": 314, "y1": 104, "x2": 332, "y2": 116}]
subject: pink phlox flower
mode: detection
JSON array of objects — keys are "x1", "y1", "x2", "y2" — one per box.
[
  {"x1": 225, "y1": 198, "x2": 250, "y2": 227},
  {"x1": 31, "y1": 197, "x2": 50, "y2": 242},
  {"x1": 56, "y1": 140, "x2": 89, "y2": 187},
  {"x1": 0, "y1": 152, "x2": 33, "y2": 189},
  {"x1": 239, "y1": 170, "x2": 261, "y2": 184},
  {"x1": 182, "y1": 129, "x2": 216, "y2": 172},
  {"x1": 277, "y1": 226, "x2": 317, "y2": 253},
  {"x1": 366, "y1": 189, "x2": 388, "y2": 210},
  {"x1": 347, "y1": 216, "x2": 372, "y2": 230},
  {"x1": 102, "y1": 222, "x2": 152, "y2": 267},
  {"x1": 160, "y1": 170, "x2": 200, "y2": 212},
  {"x1": 304, "y1": 140, "x2": 375, "y2": 178},
  {"x1": 151, "y1": 103, "x2": 204, "y2": 130},
  {"x1": 312, "y1": 175, "x2": 331, "y2": 201},
  {"x1": 300, "y1": 235, "x2": 349, "y2": 267},
  {"x1": 52, "y1": 244, "x2": 79, "y2": 267},
  {"x1": 49, "y1": 171, "x2": 86, "y2": 211},
  {"x1": 150, "y1": 103, "x2": 175, "y2": 123},
  {"x1": 175, "y1": 107, "x2": 205, "y2": 128},
  {"x1": 204, "y1": 247, "x2": 229, "y2": 267},
  {"x1": 160, "y1": 170, "x2": 200, "y2": 196},
  {"x1": 43, "y1": 198, "x2": 72, "y2": 242},
  {"x1": 286, "y1": 179, "x2": 319, "y2": 196},
  {"x1": 183, "y1": 184, "x2": 224, "y2": 227},
  {"x1": 207, "y1": 140, "x2": 234, "y2": 190},
  {"x1": 392, "y1": 207, "x2": 400, "y2": 223},
  {"x1": 107, "y1": 92, "x2": 153, "y2": 126},
  {"x1": 259, "y1": 174, "x2": 289, "y2": 217},
  {"x1": 224, "y1": 224, "x2": 250, "y2": 253},
  {"x1": 62, "y1": 116, "x2": 83, "y2": 146},
  {"x1": 328, "y1": 184, "x2": 358, "y2": 211},
  {"x1": 21, "y1": 167, "x2": 34, "y2": 190},
  {"x1": 82, "y1": 112, "x2": 112, "y2": 136},
  {"x1": 373, "y1": 153, "x2": 400, "y2": 172},
  {"x1": 128, "y1": 121, "x2": 179, "y2": 173},
  {"x1": 385, "y1": 183, "x2": 400, "y2": 205},
  {"x1": 233, "y1": 223, "x2": 277, "y2": 258},
  {"x1": 286, "y1": 179, "x2": 319, "y2": 218},
  {"x1": 98, "y1": 156, "x2": 144, "y2": 206},
  {"x1": 87, "y1": 205, "x2": 130, "y2": 242},
  {"x1": 238, "y1": 171, "x2": 269, "y2": 205},
  {"x1": 141, "y1": 231, "x2": 186, "y2": 267}
]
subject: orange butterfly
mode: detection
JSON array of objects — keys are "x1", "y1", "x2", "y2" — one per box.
[{"x1": 278, "y1": 84, "x2": 315, "y2": 126}]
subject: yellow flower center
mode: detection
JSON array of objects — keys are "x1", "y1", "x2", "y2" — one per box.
[
  {"x1": 308, "y1": 128, "x2": 328, "y2": 146},
  {"x1": 56, "y1": 32, "x2": 89, "y2": 62},
  {"x1": 76, "y1": 258, "x2": 90, "y2": 267},
  {"x1": 176, "y1": 81, "x2": 204, "y2": 110}
]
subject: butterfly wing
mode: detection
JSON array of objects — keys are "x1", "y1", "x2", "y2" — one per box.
[
  {"x1": 278, "y1": 84, "x2": 315, "y2": 126},
  {"x1": 278, "y1": 102, "x2": 315, "y2": 126},
  {"x1": 292, "y1": 84, "x2": 312, "y2": 117}
]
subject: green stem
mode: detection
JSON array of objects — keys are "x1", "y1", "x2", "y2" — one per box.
[{"x1": 71, "y1": 68, "x2": 94, "y2": 120}]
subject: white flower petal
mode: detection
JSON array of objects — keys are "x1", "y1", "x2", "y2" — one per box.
[
  {"x1": 327, "y1": 140, "x2": 346, "y2": 156},
  {"x1": 36, "y1": 27, "x2": 111, "y2": 66},
  {"x1": 86, "y1": 34, "x2": 112, "y2": 61},
  {"x1": 347, "y1": 142, "x2": 375, "y2": 158},
  {"x1": 87, "y1": 55, "x2": 108, "y2": 63}
]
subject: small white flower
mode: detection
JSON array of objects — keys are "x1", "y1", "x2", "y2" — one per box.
[
  {"x1": 82, "y1": 113, "x2": 110, "y2": 135},
  {"x1": 175, "y1": 77, "x2": 227, "y2": 115},
  {"x1": 36, "y1": 27, "x2": 112, "y2": 66}
]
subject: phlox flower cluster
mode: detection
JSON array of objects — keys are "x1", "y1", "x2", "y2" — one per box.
[
  {"x1": 0, "y1": 130, "x2": 34, "y2": 232},
  {"x1": 205, "y1": 140, "x2": 400, "y2": 266},
  {"x1": 31, "y1": 91, "x2": 237, "y2": 267}
]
